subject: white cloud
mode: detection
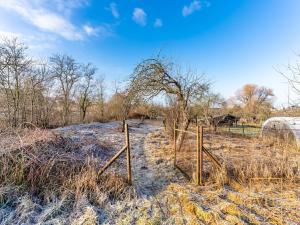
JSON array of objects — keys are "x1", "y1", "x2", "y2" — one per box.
[
  {"x1": 182, "y1": 0, "x2": 202, "y2": 17},
  {"x1": 83, "y1": 25, "x2": 96, "y2": 36},
  {"x1": 108, "y1": 2, "x2": 119, "y2": 19},
  {"x1": 132, "y1": 8, "x2": 147, "y2": 26},
  {"x1": 0, "y1": 0, "x2": 83, "y2": 40},
  {"x1": 154, "y1": 18, "x2": 163, "y2": 28},
  {"x1": 83, "y1": 24, "x2": 113, "y2": 38},
  {"x1": 0, "y1": 29, "x2": 57, "y2": 52}
]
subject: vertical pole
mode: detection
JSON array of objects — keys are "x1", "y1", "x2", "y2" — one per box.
[
  {"x1": 125, "y1": 124, "x2": 132, "y2": 184},
  {"x1": 242, "y1": 122, "x2": 245, "y2": 135},
  {"x1": 200, "y1": 126, "x2": 204, "y2": 185},
  {"x1": 196, "y1": 126, "x2": 200, "y2": 185},
  {"x1": 196, "y1": 126, "x2": 203, "y2": 185},
  {"x1": 174, "y1": 121, "x2": 177, "y2": 166},
  {"x1": 196, "y1": 125, "x2": 203, "y2": 185}
]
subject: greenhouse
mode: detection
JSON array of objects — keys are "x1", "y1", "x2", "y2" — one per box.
[{"x1": 261, "y1": 117, "x2": 300, "y2": 146}]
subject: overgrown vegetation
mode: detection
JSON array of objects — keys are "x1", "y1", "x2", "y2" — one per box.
[
  {"x1": 1, "y1": 35, "x2": 299, "y2": 224},
  {"x1": 0, "y1": 128, "x2": 129, "y2": 200}
]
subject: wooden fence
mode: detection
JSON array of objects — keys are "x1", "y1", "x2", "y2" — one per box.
[
  {"x1": 174, "y1": 123, "x2": 222, "y2": 185},
  {"x1": 98, "y1": 124, "x2": 132, "y2": 184}
]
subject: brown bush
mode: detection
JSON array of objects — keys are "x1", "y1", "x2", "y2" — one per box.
[{"x1": 0, "y1": 128, "x2": 128, "y2": 201}]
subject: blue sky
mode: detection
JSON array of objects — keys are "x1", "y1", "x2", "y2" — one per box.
[{"x1": 0, "y1": 0, "x2": 300, "y2": 107}]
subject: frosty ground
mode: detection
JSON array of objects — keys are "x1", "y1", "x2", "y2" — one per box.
[{"x1": 0, "y1": 120, "x2": 299, "y2": 224}]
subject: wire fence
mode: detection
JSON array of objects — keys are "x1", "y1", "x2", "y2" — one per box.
[
  {"x1": 217, "y1": 124, "x2": 300, "y2": 138},
  {"x1": 218, "y1": 125, "x2": 261, "y2": 137},
  {"x1": 173, "y1": 122, "x2": 300, "y2": 185},
  {"x1": 174, "y1": 125, "x2": 222, "y2": 185},
  {"x1": 174, "y1": 128, "x2": 198, "y2": 181}
]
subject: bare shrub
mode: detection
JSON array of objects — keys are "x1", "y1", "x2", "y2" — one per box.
[{"x1": 0, "y1": 128, "x2": 128, "y2": 201}]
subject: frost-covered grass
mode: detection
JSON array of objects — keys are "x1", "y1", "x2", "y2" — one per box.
[{"x1": 0, "y1": 120, "x2": 299, "y2": 224}]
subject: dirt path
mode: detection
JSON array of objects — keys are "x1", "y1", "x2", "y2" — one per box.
[
  {"x1": 131, "y1": 126, "x2": 187, "y2": 197},
  {"x1": 55, "y1": 120, "x2": 186, "y2": 198}
]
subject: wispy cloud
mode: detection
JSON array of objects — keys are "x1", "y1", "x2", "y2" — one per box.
[
  {"x1": 0, "y1": 0, "x2": 113, "y2": 42},
  {"x1": 132, "y1": 8, "x2": 147, "y2": 26},
  {"x1": 182, "y1": 0, "x2": 210, "y2": 17},
  {"x1": 0, "y1": 29, "x2": 58, "y2": 51},
  {"x1": 83, "y1": 25, "x2": 97, "y2": 36},
  {"x1": 108, "y1": 2, "x2": 119, "y2": 19},
  {"x1": 154, "y1": 18, "x2": 163, "y2": 28},
  {"x1": 83, "y1": 24, "x2": 114, "y2": 38},
  {"x1": 0, "y1": 0, "x2": 83, "y2": 40}
]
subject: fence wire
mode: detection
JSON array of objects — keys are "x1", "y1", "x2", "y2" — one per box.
[
  {"x1": 174, "y1": 129, "x2": 197, "y2": 180},
  {"x1": 174, "y1": 124, "x2": 300, "y2": 183}
]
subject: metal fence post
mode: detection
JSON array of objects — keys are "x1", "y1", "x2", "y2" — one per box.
[
  {"x1": 125, "y1": 124, "x2": 132, "y2": 184},
  {"x1": 196, "y1": 125, "x2": 203, "y2": 185},
  {"x1": 174, "y1": 121, "x2": 177, "y2": 166},
  {"x1": 196, "y1": 126, "x2": 200, "y2": 185},
  {"x1": 200, "y1": 126, "x2": 203, "y2": 185}
]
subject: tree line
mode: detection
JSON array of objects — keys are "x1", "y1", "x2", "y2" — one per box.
[
  {"x1": 0, "y1": 37, "x2": 111, "y2": 127},
  {"x1": 0, "y1": 36, "x2": 276, "y2": 130}
]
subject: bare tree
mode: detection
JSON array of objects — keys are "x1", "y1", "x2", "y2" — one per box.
[
  {"x1": 50, "y1": 54, "x2": 81, "y2": 125},
  {"x1": 194, "y1": 91, "x2": 225, "y2": 125},
  {"x1": 0, "y1": 37, "x2": 32, "y2": 127},
  {"x1": 26, "y1": 61, "x2": 50, "y2": 125},
  {"x1": 279, "y1": 55, "x2": 300, "y2": 105},
  {"x1": 107, "y1": 90, "x2": 137, "y2": 132},
  {"x1": 78, "y1": 63, "x2": 96, "y2": 122},
  {"x1": 129, "y1": 58, "x2": 210, "y2": 145},
  {"x1": 235, "y1": 84, "x2": 274, "y2": 119},
  {"x1": 95, "y1": 76, "x2": 105, "y2": 119}
]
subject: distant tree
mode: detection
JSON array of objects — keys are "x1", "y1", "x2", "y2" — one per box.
[
  {"x1": 78, "y1": 63, "x2": 96, "y2": 122},
  {"x1": 129, "y1": 58, "x2": 210, "y2": 146},
  {"x1": 95, "y1": 76, "x2": 105, "y2": 119},
  {"x1": 107, "y1": 90, "x2": 138, "y2": 132},
  {"x1": 194, "y1": 91, "x2": 225, "y2": 125},
  {"x1": 27, "y1": 61, "x2": 51, "y2": 125},
  {"x1": 0, "y1": 37, "x2": 32, "y2": 127},
  {"x1": 50, "y1": 54, "x2": 81, "y2": 125},
  {"x1": 235, "y1": 84, "x2": 274, "y2": 121}
]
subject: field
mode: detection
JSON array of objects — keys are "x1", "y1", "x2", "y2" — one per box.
[{"x1": 0, "y1": 120, "x2": 299, "y2": 224}]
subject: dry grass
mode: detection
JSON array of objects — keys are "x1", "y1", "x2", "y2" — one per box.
[
  {"x1": 1, "y1": 124, "x2": 299, "y2": 224},
  {"x1": 0, "y1": 127, "x2": 132, "y2": 224},
  {"x1": 208, "y1": 133, "x2": 300, "y2": 185},
  {"x1": 150, "y1": 130, "x2": 300, "y2": 224},
  {"x1": 175, "y1": 128, "x2": 300, "y2": 186},
  {"x1": 0, "y1": 128, "x2": 130, "y2": 199}
]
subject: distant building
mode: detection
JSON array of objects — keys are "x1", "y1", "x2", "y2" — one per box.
[{"x1": 210, "y1": 114, "x2": 240, "y2": 127}]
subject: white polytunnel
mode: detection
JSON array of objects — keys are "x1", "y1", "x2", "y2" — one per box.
[{"x1": 261, "y1": 117, "x2": 300, "y2": 146}]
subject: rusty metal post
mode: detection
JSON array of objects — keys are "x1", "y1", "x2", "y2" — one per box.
[
  {"x1": 125, "y1": 124, "x2": 132, "y2": 184},
  {"x1": 174, "y1": 121, "x2": 177, "y2": 166},
  {"x1": 196, "y1": 125, "x2": 200, "y2": 184},
  {"x1": 200, "y1": 126, "x2": 204, "y2": 185},
  {"x1": 196, "y1": 125, "x2": 204, "y2": 185}
]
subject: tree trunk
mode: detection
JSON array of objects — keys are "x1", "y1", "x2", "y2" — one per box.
[{"x1": 176, "y1": 103, "x2": 190, "y2": 151}]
